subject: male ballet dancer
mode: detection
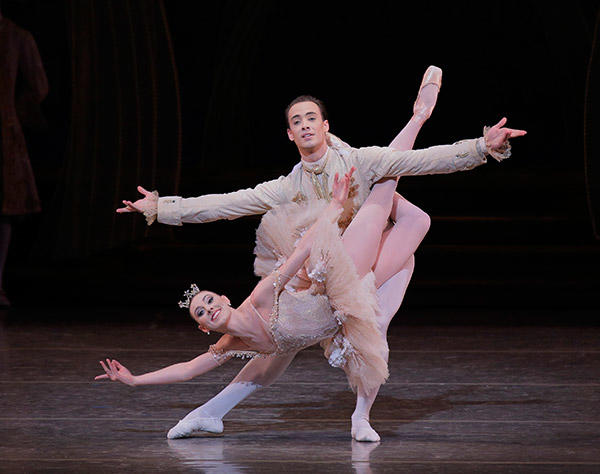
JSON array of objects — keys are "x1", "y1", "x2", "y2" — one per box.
[{"x1": 118, "y1": 67, "x2": 525, "y2": 441}]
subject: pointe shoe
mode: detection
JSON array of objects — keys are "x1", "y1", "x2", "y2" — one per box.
[
  {"x1": 351, "y1": 415, "x2": 381, "y2": 442},
  {"x1": 413, "y1": 65, "x2": 442, "y2": 121}
]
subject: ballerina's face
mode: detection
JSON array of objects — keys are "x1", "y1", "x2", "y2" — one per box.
[
  {"x1": 189, "y1": 291, "x2": 232, "y2": 333},
  {"x1": 286, "y1": 101, "x2": 329, "y2": 155}
]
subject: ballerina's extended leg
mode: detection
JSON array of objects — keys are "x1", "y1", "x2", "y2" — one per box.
[
  {"x1": 167, "y1": 351, "x2": 298, "y2": 439},
  {"x1": 346, "y1": 68, "x2": 438, "y2": 441},
  {"x1": 412, "y1": 65, "x2": 442, "y2": 123}
]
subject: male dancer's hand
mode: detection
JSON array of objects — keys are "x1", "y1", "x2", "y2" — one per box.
[
  {"x1": 116, "y1": 186, "x2": 157, "y2": 214},
  {"x1": 484, "y1": 117, "x2": 527, "y2": 152}
]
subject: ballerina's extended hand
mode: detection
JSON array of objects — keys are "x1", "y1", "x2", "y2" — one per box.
[{"x1": 95, "y1": 358, "x2": 137, "y2": 386}]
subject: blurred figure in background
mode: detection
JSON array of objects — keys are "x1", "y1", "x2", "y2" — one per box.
[{"x1": 0, "y1": 2, "x2": 48, "y2": 306}]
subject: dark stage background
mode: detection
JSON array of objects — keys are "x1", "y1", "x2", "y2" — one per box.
[{"x1": 1, "y1": 0, "x2": 598, "y2": 324}]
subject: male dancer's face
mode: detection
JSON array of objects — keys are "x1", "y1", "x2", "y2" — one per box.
[{"x1": 286, "y1": 101, "x2": 329, "y2": 158}]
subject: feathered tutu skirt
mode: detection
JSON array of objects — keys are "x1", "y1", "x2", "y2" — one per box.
[{"x1": 254, "y1": 201, "x2": 388, "y2": 393}]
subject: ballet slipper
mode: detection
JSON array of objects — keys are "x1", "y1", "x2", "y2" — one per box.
[
  {"x1": 351, "y1": 414, "x2": 381, "y2": 442},
  {"x1": 166, "y1": 415, "x2": 224, "y2": 439},
  {"x1": 413, "y1": 65, "x2": 442, "y2": 122}
]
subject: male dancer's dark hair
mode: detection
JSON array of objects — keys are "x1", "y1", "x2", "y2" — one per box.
[{"x1": 284, "y1": 95, "x2": 328, "y2": 126}]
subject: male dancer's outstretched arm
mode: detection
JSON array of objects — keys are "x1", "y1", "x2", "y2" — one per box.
[{"x1": 116, "y1": 72, "x2": 523, "y2": 226}]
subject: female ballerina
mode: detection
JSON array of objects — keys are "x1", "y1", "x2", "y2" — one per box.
[{"x1": 97, "y1": 166, "x2": 418, "y2": 439}]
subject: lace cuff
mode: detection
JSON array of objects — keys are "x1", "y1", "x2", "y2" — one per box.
[
  {"x1": 143, "y1": 191, "x2": 159, "y2": 226},
  {"x1": 209, "y1": 343, "x2": 262, "y2": 365},
  {"x1": 483, "y1": 126, "x2": 512, "y2": 162}
]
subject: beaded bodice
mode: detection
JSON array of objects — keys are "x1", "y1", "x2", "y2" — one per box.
[{"x1": 270, "y1": 284, "x2": 340, "y2": 354}]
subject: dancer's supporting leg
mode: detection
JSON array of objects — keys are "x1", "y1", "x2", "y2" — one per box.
[
  {"x1": 167, "y1": 351, "x2": 299, "y2": 438},
  {"x1": 351, "y1": 195, "x2": 430, "y2": 441},
  {"x1": 340, "y1": 178, "x2": 400, "y2": 442},
  {"x1": 376, "y1": 254, "x2": 415, "y2": 337}
]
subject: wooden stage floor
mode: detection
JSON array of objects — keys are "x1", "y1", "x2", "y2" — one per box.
[{"x1": 1, "y1": 310, "x2": 599, "y2": 473}]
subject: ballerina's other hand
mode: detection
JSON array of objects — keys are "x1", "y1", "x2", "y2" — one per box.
[
  {"x1": 332, "y1": 167, "x2": 355, "y2": 205},
  {"x1": 95, "y1": 359, "x2": 137, "y2": 386}
]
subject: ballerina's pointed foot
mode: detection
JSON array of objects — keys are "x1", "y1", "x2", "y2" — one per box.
[
  {"x1": 351, "y1": 415, "x2": 381, "y2": 442},
  {"x1": 413, "y1": 65, "x2": 442, "y2": 122},
  {"x1": 167, "y1": 415, "x2": 224, "y2": 439}
]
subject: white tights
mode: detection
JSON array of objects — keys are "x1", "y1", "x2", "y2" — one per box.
[{"x1": 167, "y1": 352, "x2": 299, "y2": 438}]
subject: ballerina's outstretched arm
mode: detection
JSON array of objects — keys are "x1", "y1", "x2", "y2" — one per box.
[
  {"x1": 97, "y1": 173, "x2": 357, "y2": 388},
  {"x1": 94, "y1": 351, "x2": 225, "y2": 386}
]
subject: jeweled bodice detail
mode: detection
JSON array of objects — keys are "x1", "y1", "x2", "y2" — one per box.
[{"x1": 269, "y1": 273, "x2": 339, "y2": 354}]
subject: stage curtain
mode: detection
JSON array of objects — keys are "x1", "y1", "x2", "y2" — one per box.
[{"x1": 38, "y1": 0, "x2": 181, "y2": 259}]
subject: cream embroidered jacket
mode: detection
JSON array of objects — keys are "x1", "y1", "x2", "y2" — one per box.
[{"x1": 158, "y1": 137, "x2": 488, "y2": 226}]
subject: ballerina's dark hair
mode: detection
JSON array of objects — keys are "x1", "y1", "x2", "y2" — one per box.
[{"x1": 284, "y1": 95, "x2": 327, "y2": 127}]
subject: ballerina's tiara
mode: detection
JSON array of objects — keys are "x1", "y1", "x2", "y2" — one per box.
[{"x1": 178, "y1": 283, "x2": 200, "y2": 309}]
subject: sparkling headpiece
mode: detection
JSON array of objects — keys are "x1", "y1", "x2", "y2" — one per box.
[{"x1": 178, "y1": 283, "x2": 200, "y2": 309}]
